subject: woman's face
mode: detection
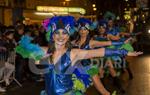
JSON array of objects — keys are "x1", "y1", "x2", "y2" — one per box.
[
  {"x1": 6, "y1": 33, "x2": 14, "y2": 40},
  {"x1": 34, "y1": 31, "x2": 39, "y2": 36},
  {"x1": 79, "y1": 27, "x2": 89, "y2": 37},
  {"x1": 18, "y1": 29, "x2": 24, "y2": 35},
  {"x1": 53, "y1": 29, "x2": 69, "y2": 46},
  {"x1": 108, "y1": 20, "x2": 113, "y2": 27},
  {"x1": 98, "y1": 26, "x2": 106, "y2": 34}
]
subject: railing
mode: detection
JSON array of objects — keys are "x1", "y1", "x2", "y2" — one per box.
[{"x1": 0, "y1": 51, "x2": 22, "y2": 87}]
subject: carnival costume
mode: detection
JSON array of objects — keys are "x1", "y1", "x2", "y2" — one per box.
[
  {"x1": 72, "y1": 18, "x2": 99, "y2": 92},
  {"x1": 73, "y1": 18, "x2": 130, "y2": 93},
  {"x1": 15, "y1": 16, "x2": 132, "y2": 95}
]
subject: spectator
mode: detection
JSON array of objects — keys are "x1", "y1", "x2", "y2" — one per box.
[
  {"x1": 0, "y1": 32, "x2": 6, "y2": 92},
  {"x1": 14, "y1": 24, "x2": 25, "y2": 43},
  {"x1": 1, "y1": 27, "x2": 15, "y2": 86}
]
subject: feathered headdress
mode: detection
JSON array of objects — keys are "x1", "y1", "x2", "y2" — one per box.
[
  {"x1": 103, "y1": 11, "x2": 116, "y2": 21},
  {"x1": 77, "y1": 18, "x2": 97, "y2": 31},
  {"x1": 98, "y1": 19, "x2": 107, "y2": 28},
  {"x1": 42, "y1": 16, "x2": 76, "y2": 42}
]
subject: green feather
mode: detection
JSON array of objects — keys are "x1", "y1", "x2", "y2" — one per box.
[
  {"x1": 112, "y1": 90, "x2": 117, "y2": 95},
  {"x1": 87, "y1": 65, "x2": 99, "y2": 77},
  {"x1": 119, "y1": 43, "x2": 134, "y2": 52},
  {"x1": 15, "y1": 45, "x2": 43, "y2": 60},
  {"x1": 46, "y1": 31, "x2": 50, "y2": 42},
  {"x1": 72, "y1": 74, "x2": 86, "y2": 92}
]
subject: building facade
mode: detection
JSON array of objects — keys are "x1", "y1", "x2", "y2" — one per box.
[{"x1": 0, "y1": 0, "x2": 94, "y2": 26}]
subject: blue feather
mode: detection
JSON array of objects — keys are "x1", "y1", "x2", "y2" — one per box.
[
  {"x1": 42, "y1": 16, "x2": 76, "y2": 42},
  {"x1": 19, "y1": 35, "x2": 33, "y2": 47},
  {"x1": 77, "y1": 18, "x2": 97, "y2": 31},
  {"x1": 18, "y1": 35, "x2": 45, "y2": 58},
  {"x1": 98, "y1": 19, "x2": 107, "y2": 28},
  {"x1": 77, "y1": 18, "x2": 92, "y2": 25},
  {"x1": 104, "y1": 11, "x2": 116, "y2": 21},
  {"x1": 73, "y1": 69, "x2": 92, "y2": 88}
]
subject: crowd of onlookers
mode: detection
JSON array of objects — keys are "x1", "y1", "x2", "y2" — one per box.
[{"x1": 0, "y1": 21, "x2": 48, "y2": 92}]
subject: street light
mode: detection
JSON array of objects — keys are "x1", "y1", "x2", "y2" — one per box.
[
  {"x1": 93, "y1": 8, "x2": 97, "y2": 11},
  {"x1": 92, "y1": 3, "x2": 96, "y2": 11},
  {"x1": 92, "y1": 4, "x2": 96, "y2": 7}
]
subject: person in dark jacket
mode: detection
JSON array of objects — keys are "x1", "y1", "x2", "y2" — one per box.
[
  {"x1": 0, "y1": 32, "x2": 6, "y2": 92},
  {"x1": 1, "y1": 27, "x2": 15, "y2": 86}
]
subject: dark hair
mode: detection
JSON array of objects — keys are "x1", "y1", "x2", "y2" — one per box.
[
  {"x1": 4, "y1": 26, "x2": 15, "y2": 36},
  {"x1": 15, "y1": 24, "x2": 24, "y2": 31},
  {"x1": 4, "y1": 31, "x2": 14, "y2": 36},
  {"x1": 108, "y1": 17, "x2": 113, "y2": 21},
  {"x1": 48, "y1": 38, "x2": 72, "y2": 63},
  {"x1": 75, "y1": 30, "x2": 91, "y2": 48}
]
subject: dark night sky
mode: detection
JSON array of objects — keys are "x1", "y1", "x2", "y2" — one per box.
[{"x1": 95, "y1": 0, "x2": 137, "y2": 17}]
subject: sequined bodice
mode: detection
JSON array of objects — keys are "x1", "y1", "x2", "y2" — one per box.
[{"x1": 44, "y1": 49, "x2": 73, "y2": 95}]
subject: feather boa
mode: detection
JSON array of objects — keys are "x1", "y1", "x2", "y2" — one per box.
[{"x1": 15, "y1": 35, "x2": 45, "y2": 60}]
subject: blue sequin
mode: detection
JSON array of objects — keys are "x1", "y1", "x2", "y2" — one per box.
[{"x1": 44, "y1": 49, "x2": 74, "y2": 95}]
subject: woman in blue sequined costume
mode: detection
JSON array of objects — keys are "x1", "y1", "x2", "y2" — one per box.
[
  {"x1": 94, "y1": 19, "x2": 126, "y2": 93},
  {"x1": 95, "y1": 19, "x2": 135, "y2": 94},
  {"x1": 72, "y1": 18, "x2": 133, "y2": 95},
  {"x1": 105, "y1": 18, "x2": 134, "y2": 81},
  {"x1": 73, "y1": 18, "x2": 134, "y2": 95},
  {"x1": 37, "y1": 16, "x2": 142, "y2": 95}
]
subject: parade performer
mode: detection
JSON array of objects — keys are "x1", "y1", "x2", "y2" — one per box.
[
  {"x1": 16, "y1": 16, "x2": 142, "y2": 95},
  {"x1": 95, "y1": 18, "x2": 134, "y2": 94},
  {"x1": 72, "y1": 17, "x2": 132, "y2": 95}
]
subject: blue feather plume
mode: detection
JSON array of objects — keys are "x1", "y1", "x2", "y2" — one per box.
[
  {"x1": 42, "y1": 16, "x2": 76, "y2": 42},
  {"x1": 98, "y1": 19, "x2": 107, "y2": 28},
  {"x1": 18, "y1": 35, "x2": 45, "y2": 60},
  {"x1": 73, "y1": 69, "x2": 92, "y2": 88},
  {"x1": 77, "y1": 18, "x2": 97, "y2": 31}
]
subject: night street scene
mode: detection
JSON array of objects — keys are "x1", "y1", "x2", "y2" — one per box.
[{"x1": 0, "y1": 0, "x2": 150, "y2": 95}]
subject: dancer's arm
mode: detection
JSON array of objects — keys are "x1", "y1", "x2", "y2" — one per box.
[
  {"x1": 89, "y1": 40, "x2": 112, "y2": 48},
  {"x1": 71, "y1": 48, "x2": 143, "y2": 64},
  {"x1": 89, "y1": 38, "x2": 131, "y2": 48},
  {"x1": 107, "y1": 34, "x2": 120, "y2": 40}
]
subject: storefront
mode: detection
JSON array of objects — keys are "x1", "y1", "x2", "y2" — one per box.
[{"x1": 22, "y1": 6, "x2": 86, "y2": 25}]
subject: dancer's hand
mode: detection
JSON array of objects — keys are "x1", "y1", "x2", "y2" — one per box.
[
  {"x1": 124, "y1": 37, "x2": 132, "y2": 44},
  {"x1": 127, "y1": 51, "x2": 143, "y2": 56}
]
